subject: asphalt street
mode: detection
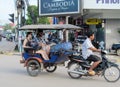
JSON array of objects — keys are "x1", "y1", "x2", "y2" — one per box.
[
  {"x1": 0, "y1": 54, "x2": 120, "y2": 87},
  {"x1": 0, "y1": 37, "x2": 120, "y2": 87},
  {"x1": 0, "y1": 38, "x2": 16, "y2": 53}
]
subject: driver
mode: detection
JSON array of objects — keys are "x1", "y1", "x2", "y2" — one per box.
[{"x1": 82, "y1": 31, "x2": 101, "y2": 76}]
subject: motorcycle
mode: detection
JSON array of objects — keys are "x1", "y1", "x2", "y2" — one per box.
[{"x1": 67, "y1": 50, "x2": 120, "y2": 82}]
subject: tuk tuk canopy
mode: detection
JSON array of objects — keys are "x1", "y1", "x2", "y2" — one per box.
[{"x1": 19, "y1": 24, "x2": 81, "y2": 30}]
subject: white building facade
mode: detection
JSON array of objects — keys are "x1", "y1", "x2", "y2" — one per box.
[{"x1": 82, "y1": 0, "x2": 120, "y2": 49}]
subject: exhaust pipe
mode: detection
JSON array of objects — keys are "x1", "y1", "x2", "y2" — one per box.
[{"x1": 68, "y1": 70, "x2": 87, "y2": 75}]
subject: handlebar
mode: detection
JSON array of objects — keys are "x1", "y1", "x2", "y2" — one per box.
[{"x1": 101, "y1": 50, "x2": 108, "y2": 54}]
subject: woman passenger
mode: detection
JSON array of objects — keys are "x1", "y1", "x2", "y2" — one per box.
[
  {"x1": 23, "y1": 32, "x2": 49, "y2": 60},
  {"x1": 36, "y1": 31, "x2": 51, "y2": 56}
]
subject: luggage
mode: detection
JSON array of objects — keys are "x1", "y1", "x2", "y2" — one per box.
[{"x1": 51, "y1": 42, "x2": 72, "y2": 52}]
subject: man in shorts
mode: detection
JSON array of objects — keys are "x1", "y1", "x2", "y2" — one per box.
[{"x1": 82, "y1": 31, "x2": 101, "y2": 75}]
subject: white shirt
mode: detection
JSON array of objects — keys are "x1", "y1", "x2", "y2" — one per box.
[{"x1": 82, "y1": 38, "x2": 95, "y2": 59}]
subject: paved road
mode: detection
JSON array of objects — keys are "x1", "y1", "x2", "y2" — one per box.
[
  {"x1": 0, "y1": 38, "x2": 16, "y2": 53},
  {"x1": 0, "y1": 54, "x2": 120, "y2": 87}
]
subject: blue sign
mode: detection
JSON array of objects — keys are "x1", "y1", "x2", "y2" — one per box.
[{"x1": 39, "y1": 0, "x2": 80, "y2": 16}]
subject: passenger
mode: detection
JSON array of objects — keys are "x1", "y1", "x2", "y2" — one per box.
[
  {"x1": 48, "y1": 32, "x2": 52, "y2": 42},
  {"x1": 22, "y1": 32, "x2": 49, "y2": 60},
  {"x1": 36, "y1": 31, "x2": 51, "y2": 56},
  {"x1": 22, "y1": 32, "x2": 34, "y2": 53}
]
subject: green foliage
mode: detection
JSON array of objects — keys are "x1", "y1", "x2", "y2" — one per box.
[
  {"x1": 3, "y1": 24, "x2": 13, "y2": 31},
  {"x1": 118, "y1": 30, "x2": 120, "y2": 34},
  {"x1": 25, "y1": 5, "x2": 50, "y2": 24},
  {"x1": 25, "y1": 18, "x2": 33, "y2": 25},
  {"x1": 38, "y1": 17, "x2": 50, "y2": 24}
]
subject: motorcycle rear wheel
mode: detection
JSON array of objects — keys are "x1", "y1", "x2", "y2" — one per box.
[
  {"x1": 103, "y1": 66, "x2": 120, "y2": 82},
  {"x1": 68, "y1": 62, "x2": 82, "y2": 79},
  {"x1": 46, "y1": 65, "x2": 57, "y2": 73},
  {"x1": 27, "y1": 60, "x2": 41, "y2": 77}
]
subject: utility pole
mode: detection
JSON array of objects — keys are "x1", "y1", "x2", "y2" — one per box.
[{"x1": 15, "y1": 0, "x2": 25, "y2": 53}]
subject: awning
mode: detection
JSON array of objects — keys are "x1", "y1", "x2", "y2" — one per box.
[{"x1": 19, "y1": 24, "x2": 81, "y2": 30}]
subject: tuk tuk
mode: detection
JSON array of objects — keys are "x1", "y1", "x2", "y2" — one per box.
[{"x1": 19, "y1": 24, "x2": 81, "y2": 76}]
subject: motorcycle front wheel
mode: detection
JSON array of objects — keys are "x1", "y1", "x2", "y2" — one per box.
[
  {"x1": 68, "y1": 62, "x2": 82, "y2": 79},
  {"x1": 103, "y1": 66, "x2": 120, "y2": 82}
]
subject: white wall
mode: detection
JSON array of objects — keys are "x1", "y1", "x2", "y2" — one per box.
[
  {"x1": 105, "y1": 19, "x2": 120, "y2": 49},
  {"x1": 83, "y1": 9, "x2": 120, "y2": 19},
  {"x1": 83, "y1": 0, "x2": 120, "y2": 9},
  {"x1": 82, "y1": 0, "x2": 120, "y2": 49}
]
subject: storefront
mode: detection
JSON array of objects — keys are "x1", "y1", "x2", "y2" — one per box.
[
  {"x1": 39, "y1": 0, "x2": 120, "y2": 49},
  {"x1": 39, "y1": 0, "x2": 82, "y2": 42},
  {"x1": 82, "y1": 0, "x2": 120, "y2": 49}
]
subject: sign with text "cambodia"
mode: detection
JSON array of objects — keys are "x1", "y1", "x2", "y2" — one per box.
[{"x1": 39, "y1": 0, "x2": 80, "y2": 16}]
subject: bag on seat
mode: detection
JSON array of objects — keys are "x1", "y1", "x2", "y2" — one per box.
[{"x1": 50, "y1": 42, "x2": 72, "y2": 52}]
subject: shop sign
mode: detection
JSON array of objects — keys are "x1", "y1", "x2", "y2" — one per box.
[
  {"x1": 39, "y1": 0, "x2": 80, "y2": 16},
  {"x1": 85, "y1": 18, "x2": 102, "y2": 25},
  {"x1": 83, "y1": 0, "x2": 120, "y2": 9}
]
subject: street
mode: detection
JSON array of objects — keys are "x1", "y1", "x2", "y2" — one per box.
[
  {"x1": 0, "y1": 38, "x2": 16, "y2": 53},
  {"x1": 0, "y1": 0, "x2": 120, "y2": 86},
  {"x1": 0, "y1": 54, "x2": 120, "y2": 87},
  {"x1": 0, "y1": 37, "x2": 120, "y2": 87}
]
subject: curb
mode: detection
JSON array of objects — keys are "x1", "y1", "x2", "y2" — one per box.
[
  {"x1": 0, "y1": 52, "x2": 13, "y2": 55},
  {"x1": 0, "y1": 51, "x2": 20, "y2": 56}
]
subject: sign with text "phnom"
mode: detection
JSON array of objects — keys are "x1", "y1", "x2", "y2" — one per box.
[{"x1": 83, "y1": 0, "x2": 120, "y2": 9}]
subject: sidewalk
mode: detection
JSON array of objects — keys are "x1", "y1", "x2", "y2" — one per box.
[{"x1": 106, "y1": 54, "x2": 120, "y2": 63}]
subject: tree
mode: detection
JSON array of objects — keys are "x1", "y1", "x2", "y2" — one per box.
[
  {"x1": 118, "y1": 28, "x2": 120, "y2": 34},
  {"x1": 118, "y1": 30, "x2": 120, "y2": 34},
  {"x1": 3, "y1": 23, "x2": 15, "y2": 33},
  {"x1": 38, "y1": 17, "x2": 50, "y2": 24},
  {"x1": 3, "y1": 24, "x2": 12, "y2": 31},
  {"x1": 25, "y1": 5, "x2": 50, "y2": 24}
]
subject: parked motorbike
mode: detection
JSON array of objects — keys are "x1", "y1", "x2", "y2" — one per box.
[{"x1": 67, "y1": 50, "x2": 120, "y2": 82}]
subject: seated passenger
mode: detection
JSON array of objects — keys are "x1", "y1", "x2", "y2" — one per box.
[
  {"x1": 22, "y1": 32, "x2": 34, "y2": 53},
  {"x1": 36, "y1": 31, "x2": 51, "y2": 55},
  {"x1": 22, "y1": 32, "x2": 49, "y2": 60}
]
